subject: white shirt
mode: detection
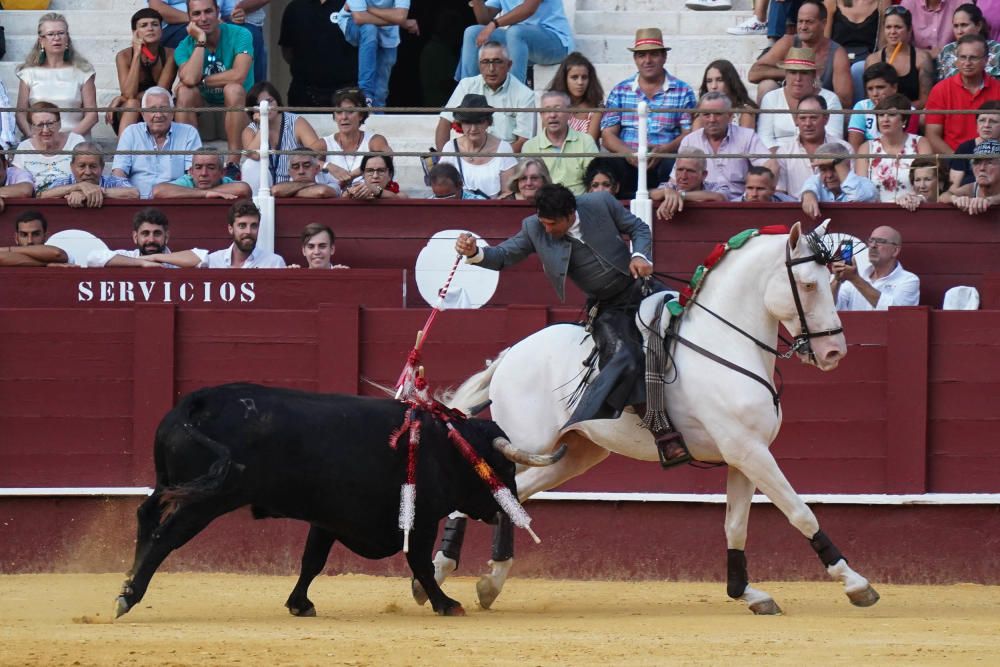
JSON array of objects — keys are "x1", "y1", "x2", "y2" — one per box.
[
  {"x1": 758, "y1": 88, "x2": 843, "y2": 149},
  {"x1": 837, "y1": 261, "x2": 920, "y2": 311},
  {"x1": 196, "y1": 244, "x2": 287, "y2": 268},
  {"x1": 86, "y1": 247, "x2": 181, "y2": 268}
]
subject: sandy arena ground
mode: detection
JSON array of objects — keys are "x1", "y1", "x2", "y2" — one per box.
[{"x1": 0, "y1": 573, "x2": 998, "y2": 666}]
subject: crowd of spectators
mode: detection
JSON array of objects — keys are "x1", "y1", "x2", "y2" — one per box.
[{"x1": 1, "y1": 0, "x2": 999, "y2": 235}]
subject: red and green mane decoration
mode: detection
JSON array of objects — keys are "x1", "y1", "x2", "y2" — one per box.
[{"x1": 667, "y1": 225, "x2": 790, "y2": 317}]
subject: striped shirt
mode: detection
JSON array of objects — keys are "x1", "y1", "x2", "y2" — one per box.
[
  {"x1": 600, "y1": 70, "x2": 696, "y2": 150},
  {"x1": 247, "y1": 112, "x2": 302, "y2": 184}
]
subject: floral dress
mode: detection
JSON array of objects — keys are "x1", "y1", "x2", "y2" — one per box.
[{"x1": 866, "y1": 133, "x2": 921, "y2": 202}]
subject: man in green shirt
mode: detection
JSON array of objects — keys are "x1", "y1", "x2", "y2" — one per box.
[
  {"x1": 174, "y1": 0, "x2": 255, "y2": 172},
  {"x1": 522, "y1": 91, "x2": 598, "y2": 194}
]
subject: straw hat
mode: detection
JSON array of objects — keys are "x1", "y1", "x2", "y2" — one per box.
[
  {"x1": 778, "y1": 46, "x2": 818, "y2": 71},
  {"x1": 628, "y1": 28, "x2": 671, "y2": 52}
]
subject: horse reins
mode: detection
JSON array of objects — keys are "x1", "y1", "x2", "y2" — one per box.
[{"x1": 651, "y1": 231, "x2": 843, "y2": 412}]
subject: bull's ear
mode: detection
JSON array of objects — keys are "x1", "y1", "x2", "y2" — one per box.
[{"x1": 788, "y1": 221, "x2": 802, "y2": 250}]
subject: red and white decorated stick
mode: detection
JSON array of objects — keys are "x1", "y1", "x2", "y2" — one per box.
[{"x1": 395, "y1": 253, "x2": 463, "y2": 400}]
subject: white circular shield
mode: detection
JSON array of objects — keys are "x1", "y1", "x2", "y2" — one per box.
[{"x1": 414, "y1": 230, "x2": 499, "y2": 309}]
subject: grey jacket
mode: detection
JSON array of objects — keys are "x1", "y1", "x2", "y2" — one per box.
[{"x1": 476, "y1": 191, "x2": 652, "y2": 302}]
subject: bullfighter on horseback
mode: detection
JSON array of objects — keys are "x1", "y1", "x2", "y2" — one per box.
[{"x1": 454, "y1": 182, "x2": 690, "y2": 467}]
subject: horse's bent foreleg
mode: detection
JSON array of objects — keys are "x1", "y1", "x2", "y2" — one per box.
[
  {"x1": 732, "y1": 445, "x2": 879, "y2": 608},
  {"x1": 724, "y1": 467, "x2": 782, "y2": 615}
]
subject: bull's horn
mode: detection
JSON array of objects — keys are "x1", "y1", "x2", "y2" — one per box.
[{"x1": 493, "y1": 438, "x2": 567, "y2": 467}]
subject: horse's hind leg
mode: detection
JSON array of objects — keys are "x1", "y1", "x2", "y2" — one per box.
[
  {"x1": 732, "y1": 444, "x2": 879, "y2": 608},
  {"x1": 126, "y1": 491, "x2": 165, "y2": 578},
  {"x1": 724, "y1": 467, "x2": 782, "y2": 615}
]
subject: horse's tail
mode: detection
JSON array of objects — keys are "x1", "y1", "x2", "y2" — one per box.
[{"x1": 440, "y1": 349, "x2": 509, "y2": 414}]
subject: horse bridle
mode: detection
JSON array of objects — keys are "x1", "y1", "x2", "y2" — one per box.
[
  {"x1": 655, "y1": 231, "x2": 843, "y2": 411},
  {"x1": 784, "y1": 231, "x2": 844, "y2": 365}
]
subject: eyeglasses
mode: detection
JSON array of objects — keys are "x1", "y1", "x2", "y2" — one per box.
[
  {"x1": 885, "y1": 6, "x2": 909, "y2": 16},
  {"x1": 364, "y1": 167, "x2": 388, "y2": 176},
  {"x1": 31, "y1": 121, "x2": 60, "y2": 131},
  {"x1": 867, "y1": 237, "x2": 899, "y2": 247},
  {"x1": 40, "y1": 30, "x2": 68, "y2": 39},
  {"x1": 955, "y1": 54, "x2": 984, "y2": 62},
  {"x1": 479, "y1": 58, "x2": 506, "y2": 69}
]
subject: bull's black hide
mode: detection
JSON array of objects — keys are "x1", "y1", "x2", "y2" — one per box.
[{"x1": 116, "y1": 383, "x2": 518, "y2": 618}]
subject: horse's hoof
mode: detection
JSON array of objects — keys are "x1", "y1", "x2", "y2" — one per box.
[
  {"x1": 411, "y1": 578, "x2": 429, "y2": 606},
  {"x1": 114, "y1": 596, "x2": 131, "y2": 619},
  {"x1": 749, "y1": 598, "x2": 783, "y2": 615},
  {"x1": 286, "y1": 604, "x2": 316, "y2": 617},
  {"x1": 443, "y1": 604, "x2": 466, "y2": 617},
  {"x1": 476, "y1": 576, "x2": 500, "y2": 610},
  {"x1": 848, "y1": 585, "x2": 880, "y2": 608}
]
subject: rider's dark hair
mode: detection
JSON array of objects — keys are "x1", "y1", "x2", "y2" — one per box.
[{"x1": 534, "y1": 184, "x2": 577, "y2": 218}]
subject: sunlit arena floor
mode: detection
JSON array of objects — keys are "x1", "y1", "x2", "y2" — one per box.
[{"x1": 1, "y1": 574, "x2": 998, "y2": 666}]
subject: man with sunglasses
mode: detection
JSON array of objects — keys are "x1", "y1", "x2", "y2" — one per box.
[{"x1": 832, "y1": 225, "x2": 920, "y2": 311}]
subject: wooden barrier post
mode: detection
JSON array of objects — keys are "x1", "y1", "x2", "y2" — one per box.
[
  {"x1": 885, "y1": 306, "x2": 929, "y2": 493},
  {"x1": 318, "y1": 304, "x2": 361, "y2": 394},
  {"x1": 131, "y1": 304, "x2": 176, "y2": 485}
]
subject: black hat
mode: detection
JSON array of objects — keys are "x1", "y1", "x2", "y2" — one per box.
[{"x1": 453, "y1": 94, "x2": 493, "y2": 124}]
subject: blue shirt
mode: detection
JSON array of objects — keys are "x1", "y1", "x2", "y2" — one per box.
[
  {"x1": 338, "y1": 0, "x2": 411, "y2": 48},
  {"x1": 800, "y1": 171, "x2": 879, "y2": 202},
  {"x1": 49, "y1": 173, "x2": 135, "y2": 189},
  {"x1": 112, "y1": 121, "x2": 203, "y2": 199},
  {"x1": 485, "y1": 0, "x2": 574, "y2": 49},
  {"x1": 601, "y1": 71, "x2": 696, "y2": 150}
]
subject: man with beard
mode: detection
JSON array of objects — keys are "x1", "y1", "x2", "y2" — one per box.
[
  {"x1": 86, "y1": 208, "x2": 194, "y2": 268},
  {"x1": 42, "y1": 143, "x2": 139, "y2": 208},
  {"x1": 156, "y1": 199, "x2": 285, "y2": 268}
]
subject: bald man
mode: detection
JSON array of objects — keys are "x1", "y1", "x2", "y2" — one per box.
[{"x1": 832, "y1": 225, "x2": 920, "y2": 311}]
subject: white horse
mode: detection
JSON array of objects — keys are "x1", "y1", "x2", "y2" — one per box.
[{"x1": 429, "y1": 222, "x2": 880, "y2": 615}]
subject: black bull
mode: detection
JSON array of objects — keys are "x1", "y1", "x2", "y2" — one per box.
[{"x1": 116, "y1": 383, "x2": 558, "y2": 618}]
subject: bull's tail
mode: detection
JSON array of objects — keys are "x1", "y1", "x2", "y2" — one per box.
[
  {"x1": 159, "y1": 424, "x2": 240, "y2": 515},
  {"x1": 440, "y1": 349, "x2": 509, "y2": 415}
]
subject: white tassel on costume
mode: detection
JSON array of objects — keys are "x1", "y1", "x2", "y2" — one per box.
[{"x1": 399, "y1": 483, "x2": 416, "y2": 552}]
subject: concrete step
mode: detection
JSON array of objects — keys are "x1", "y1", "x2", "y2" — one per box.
[
  {"x1": 575, "y1": 34, "x2": 766, "y2": 65},
  {"x1": 578, "y1": 0, "x2": 753, "y2": 10},
  {"x1": 575, "y1": 9, "x2": 757, "y2": 36}
]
